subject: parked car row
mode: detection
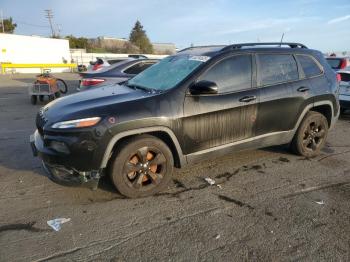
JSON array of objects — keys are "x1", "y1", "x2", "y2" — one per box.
[
  {"x1": 78, "y1": 58, "x2": 158, "y2": 91},
  {"x1": 88, "y1": 55, "x2": 149, "y2": 71},
  {"x1": 326, "y1": 56, "x2": 350, "y2": 113},
  {"x1": 30, "y1": 42, "x2": 340, "y2": 198}
]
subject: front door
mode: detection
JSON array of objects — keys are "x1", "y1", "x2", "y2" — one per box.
[{"x1": 182, "y1": 54, "x2": 259, "y2": 155}]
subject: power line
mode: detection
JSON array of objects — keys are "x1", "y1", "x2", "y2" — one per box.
[
  {"x1": 16, "y1": 20, "x2": 50, "y2": 28},
  {"x1": 44, "y1": 9, "x2": 55, "y2": 37}
]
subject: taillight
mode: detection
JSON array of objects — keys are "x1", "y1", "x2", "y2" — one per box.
[
  {"x1": 339, "y1": 59, "x2": 347, "y2": 69},
  {"x1": 93, "y1": 64, "x2": 102, "y2": 71},
  {"x1": 336, "y1": 73, "x2": 341, "y2": 82},
  {"x1": 81, "y1": 78, "x2": 105, "y2": 86}
]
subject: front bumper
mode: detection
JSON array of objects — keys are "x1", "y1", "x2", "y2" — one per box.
[
  {"x1": 30, "y1": 130, "x2": 103, "y2": 187},
  {"x1": 30, "y1": 129, "x2": 106, "y2": 172}
]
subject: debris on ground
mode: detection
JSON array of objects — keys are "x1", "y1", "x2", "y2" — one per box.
[
  {"x1": 315, "y1": 200, "x2": 325, "y2": 205},
  {"x1": 47, "y1": 218, "x2": 71, "y2": 231},
  {"x1": 204, "y1": 177, "x2": 216, "y2": 185},
  {"x1": 215, "y1": 234, "x2": 221, "y2": 240}
]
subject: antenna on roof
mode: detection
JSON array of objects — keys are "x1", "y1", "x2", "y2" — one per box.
[{"x1": 280, "y1": 33, "x2": 285, "y2": 47}]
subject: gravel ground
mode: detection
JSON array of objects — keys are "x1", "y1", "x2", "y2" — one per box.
[{"x1": 0, "y1": 73, "x2": 349, "y2": 262}]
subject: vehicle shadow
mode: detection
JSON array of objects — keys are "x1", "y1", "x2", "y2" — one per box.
[{"x1": 339, "y1": 111, "x2": 350, "y2": 120}]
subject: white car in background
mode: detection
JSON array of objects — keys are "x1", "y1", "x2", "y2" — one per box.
[{"x1": 338, "y1": 70, "x2": 350, "y2": 114}]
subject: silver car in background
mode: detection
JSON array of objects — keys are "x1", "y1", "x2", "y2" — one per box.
[
  {"x1": 338, "y1": 70, "x2": 350, "y2": 113},
  {"x1": 78, "y1": 58, "x2": 159, "y2": 91}
]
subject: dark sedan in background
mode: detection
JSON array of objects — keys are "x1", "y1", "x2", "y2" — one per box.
[{"x1": 78, "y1": 59, "x2": 159, "y2": 91}]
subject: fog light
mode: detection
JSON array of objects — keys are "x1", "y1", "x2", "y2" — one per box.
[{"x1": 50, "y1": 141, "x2": 70, "y2": 154}]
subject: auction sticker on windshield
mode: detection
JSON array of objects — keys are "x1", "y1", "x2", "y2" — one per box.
[{"x1": 189, "y1": 56, "x2": 210, "y2": 62}]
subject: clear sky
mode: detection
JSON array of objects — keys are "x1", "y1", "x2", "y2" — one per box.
[{"x1": 1, "y1": 0, "x2": 350, "y2": 51}]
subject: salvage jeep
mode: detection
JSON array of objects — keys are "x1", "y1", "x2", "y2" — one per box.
[{"x1": 30, "y1": 42, "x2": 340, "y2": 198}]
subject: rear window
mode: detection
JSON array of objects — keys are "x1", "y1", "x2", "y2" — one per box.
[
  {"x1": 326, "y1": 58, "x2": 343, "y2": 70},
  {"x1": 258, "y1": 54, "x2": 299, "y2": 86},
  {"x1": 124, "y1": 62, "x2": 155, "y2": 75},
  {"x1": 108, "y1": 59, "x2": 127, "y2": 65},
  {"x1": 340, "y1": 73, "x2": 350, "y2": 82},
  {"x1": 297, "y1": 55, "x2": 322, "y2": 78}
]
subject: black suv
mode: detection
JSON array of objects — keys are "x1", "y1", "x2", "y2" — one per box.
[{"x1": 30, "y1": 42, "x2": 340, "y2": 198}]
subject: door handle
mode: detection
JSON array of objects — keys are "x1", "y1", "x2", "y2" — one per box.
[
  {"x1": 297, "y1": 87, "x2": 310, "y2": 92},
  {"x1": 239, "y1": 95, "x2": 257, "y2": 103}
]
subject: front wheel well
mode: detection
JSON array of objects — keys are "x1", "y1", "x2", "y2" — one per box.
[{"x1": 108, "y1": 131, "x2": 182, "y2": 169}]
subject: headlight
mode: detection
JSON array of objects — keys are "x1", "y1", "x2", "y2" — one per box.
[{"x1": 51, "y1": 117, "x2": 101, "y2": 129}]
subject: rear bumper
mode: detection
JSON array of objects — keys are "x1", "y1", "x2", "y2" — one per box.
[{"x1": 339, "y1": 95, "x2": 350, "y2": 109}]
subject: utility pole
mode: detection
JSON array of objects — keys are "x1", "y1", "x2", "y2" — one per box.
[
  {"x1": 45, "y1": 9, "x2": 55, "y2": 37},
  {"x1": 0, "y1": 10, "x2": 5, "y2": 33},
  {"x1": 280, "y1": 33, "x2": 285, "y2": 46}
]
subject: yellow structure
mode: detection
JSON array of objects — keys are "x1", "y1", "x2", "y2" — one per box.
[{"x1": 1, "y1": 63, "x2": 77, "y2": 74}]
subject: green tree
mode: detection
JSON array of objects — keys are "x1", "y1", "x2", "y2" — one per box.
[
  {"x1": 65, "y1": 35, "x2": 89, "y2": 49},
  {"x1": 0, "y1": 17, "x2": 17, "y2": 33},
  {"x1": 129, "y1": 20, "x2": 153, "y2": 54}
]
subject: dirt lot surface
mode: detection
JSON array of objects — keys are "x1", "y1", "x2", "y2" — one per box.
[{"x1": 0, "y1": 73, "x2": 349, "y2": 262}]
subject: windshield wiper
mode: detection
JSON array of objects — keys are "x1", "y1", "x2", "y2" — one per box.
[{"x1": 125, "y1": 82, "x2": 158, "y2": 93}]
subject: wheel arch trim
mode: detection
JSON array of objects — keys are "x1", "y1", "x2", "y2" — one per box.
[
  {"x1": 293, "y1": 100, "x2": 336, "y2": 133},
  {"x1": 100, "y1": 126, "x2": 186, "y2": 168}
]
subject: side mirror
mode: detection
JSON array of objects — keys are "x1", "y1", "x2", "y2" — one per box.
[{"x1": 189, "y1": 80, "x2": 218, "y2": 95}]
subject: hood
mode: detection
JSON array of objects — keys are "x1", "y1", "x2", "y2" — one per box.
[{"x1": 42, "y1": 84, "x2": 152, "y2": 122}]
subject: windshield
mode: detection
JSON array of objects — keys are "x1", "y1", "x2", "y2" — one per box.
[{"x1": 127, "y1": 55, "x2": 209, "y2": 91}]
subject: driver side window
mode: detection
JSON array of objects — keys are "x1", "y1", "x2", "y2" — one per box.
[{"x1": 199, "y1": 55, "x2": 252, "y2": 93}]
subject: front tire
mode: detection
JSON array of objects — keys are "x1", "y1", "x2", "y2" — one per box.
[
  {"x1": 291, "y1": 111, "x2": 328, "y2": 158},
  {"x1": 110, "y1": 135, "x2": 174, "y2": 198}
]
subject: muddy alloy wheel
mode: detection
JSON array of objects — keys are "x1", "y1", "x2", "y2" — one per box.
[
  {"x1": 110, "y1": 135, "x2": 173, "y2": 198},
  {"x1": 291, "y1": 111, "x2": 328, "y2": 158}
]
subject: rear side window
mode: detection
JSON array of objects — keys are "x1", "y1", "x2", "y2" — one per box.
[
  {"x1": 297, "y1": 55, "x2": 322, "y2": 78},
  {"x1": 199, "y1": 55, "x2": 252, "y2": 93},
  {"x1": 108, "y1": 59, "x2": 125, "y2": 65},
  {"x1": 124, "y1": 62, "x2": 154, "y2": 75},
  {"x1": 258, "y1": 54, "x2": 298, "y2": 86},
  {"x1": 340, "y1": 73, "x2": 350, "y2": 82}
]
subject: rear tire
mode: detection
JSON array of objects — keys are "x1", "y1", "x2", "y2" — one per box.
[
  {"x1": 291, "y1": 111, "x2": 328, "y2": 158},
  {"x1": 110, "y1": 135, "x2": 174, "y2": 198},
  {"x1": 30, "y1": 95, "x2": 37, "y2": 105}
]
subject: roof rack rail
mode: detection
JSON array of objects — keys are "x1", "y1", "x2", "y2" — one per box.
[
  {"x1": 221, "y1": 42, "x2": 308, "y2": 51},
  {"x1": 178, "y1": 45, "x2": 226, "y2": 53}
]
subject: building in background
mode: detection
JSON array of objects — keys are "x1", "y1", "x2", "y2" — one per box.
[
  {"x1": 89, "y1": 36, "x2": 176, "y2": 55},
  {"x1": 0, "y1": 33, "x2": 71, "y2": 73},
  {"x1": 152, "y1": 43, "x2": 176, "y2": 55}
]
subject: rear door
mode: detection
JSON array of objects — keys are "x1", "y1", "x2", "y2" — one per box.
[
  {"x1": 295, "y1": 54, "x2": 326, "y2": 99},
  {"x1": 183, "y1": 54, "x2": 259, "y2": 154},
  {"x1": 255, "y1": 53, "x2": 300, "y2": 135}
]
